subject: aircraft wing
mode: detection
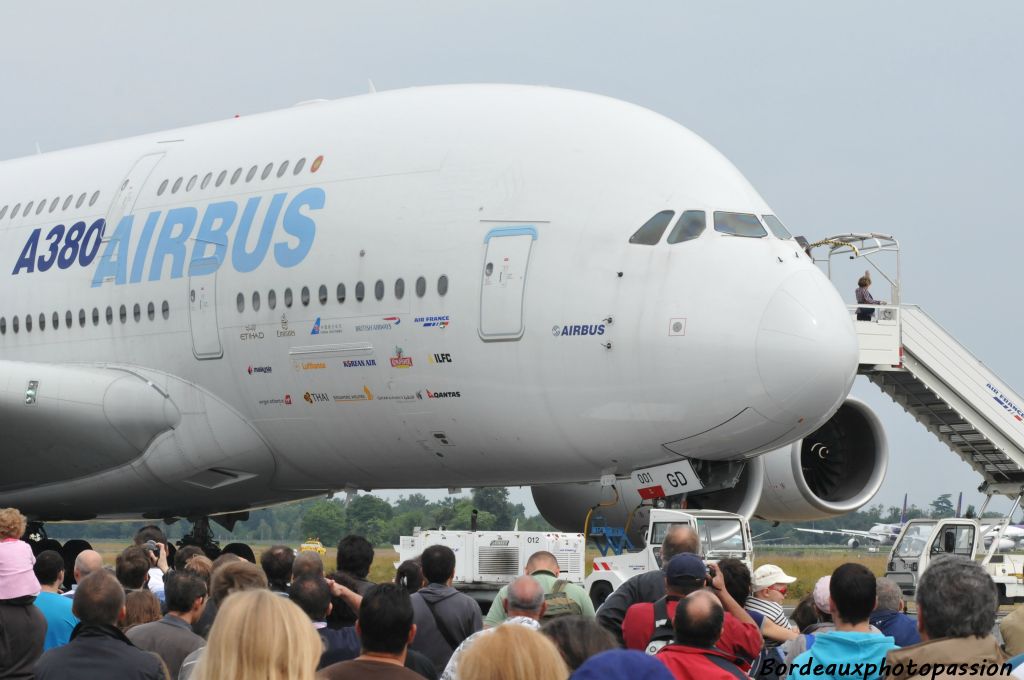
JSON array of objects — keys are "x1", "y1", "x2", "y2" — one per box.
[{"x1": 795, "y1": 528, "x2": 881, "y2": 542}]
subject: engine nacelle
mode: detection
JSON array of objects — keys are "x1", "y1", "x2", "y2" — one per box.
[
  {"x1": 755, "y1": 398, "x2": 887, "y2": 521},
  {"x1": 848, "y1": 538, "x2": 860, "y2": 549}
]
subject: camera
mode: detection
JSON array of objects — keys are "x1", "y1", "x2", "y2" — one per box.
[
  {"x1": 705, "y1": 563, "x2": 717, "y2": 587},
  {"x1": 143, "y1": 540, "x2": 161, "y2": 557}
]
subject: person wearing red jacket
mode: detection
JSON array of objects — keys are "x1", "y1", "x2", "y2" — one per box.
[
  {"x1": 621, "y1": 553, "x2": 762, "y2": 670},
  {"x1": 656, "y1": 590, "x2": 751, "y2": 679}
]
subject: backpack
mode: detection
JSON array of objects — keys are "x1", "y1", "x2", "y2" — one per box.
[
  {"x1": 541, "y1": 580, "x2": 584, "y2": 621},
  {"x1": 644, "y1": 596, "x2": 676, "y2": 655}
]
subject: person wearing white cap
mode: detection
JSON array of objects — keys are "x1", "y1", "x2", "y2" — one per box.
[{"x1": 748, "y1": 564, "x2": 797, "y2": 631}]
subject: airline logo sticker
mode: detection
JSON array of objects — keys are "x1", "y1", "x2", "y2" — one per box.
[
  {"x1": 258, "y1": 394, "x2": 291, "y2": 406},
  {"x1": 419, "y1": 389, "x2": 461, "y2": 399},
  {"x1": 988, "y1": 383, "x2": 1024, "y2": 423},
  {"x1": 334, "y1": 386, "x2": 374, "y2": 403},
  {"x1": 248, "y1": 365, "x2": 272, "y2": 375},
  {"x1": 390, "y1": 347, "x2": 413, "y2": 368},
  {"x1": 428, "y1": 353, "x2": 453, "y2": 364},
  {"x1": 342, "y1": 359, "x2": 377, "y2": 368},
  {"x1": 552, "y1": 323, "x2": 606, "y2": 337},
  {"x1": 304, "y1": 391, "x2": 330, "y2": 404},
  {"x1": 240, "y1": 324, "x2": 265, "y2": 341},
  {"x1": 355, "y1": 317, "x2": 400, "y2": 332},
  {"x1": 277, "y1": 315, "x2": 296, "y2": 338},
  {"x1": 299, "y1": 361, "x2": 326, "y2": 371},
  {"x1": 310, "y1": 317, "x2": 343, "y2": 335},
  {"x1": 414, "y1": 315, "x2": 450, "y2": 329},
  {"x1": 8, "y1": 188, "x2": 325, "y2": 285}
]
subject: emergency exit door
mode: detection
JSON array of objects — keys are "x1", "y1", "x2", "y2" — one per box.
[
  {"x1": 189, "y1": 253, "x2": 223, "y2": 359},
  {"x1": 479, "y1": 226, "x2": 537, "y2": 341}
]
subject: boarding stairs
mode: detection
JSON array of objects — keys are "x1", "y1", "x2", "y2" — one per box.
[{"x1": 814, "y1": 233, "x2": 1024, "y2": 497}]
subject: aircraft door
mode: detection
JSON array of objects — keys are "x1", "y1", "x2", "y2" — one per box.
[
  {"x1": 479, "y1": 226, "x2": 537, "y2": 341},
  {"x1": 188, "y1": 252, "x2": 223, "y2": 359},
  {"x1": 105, "y1": 153, "x2": 165, "y2": 233}
]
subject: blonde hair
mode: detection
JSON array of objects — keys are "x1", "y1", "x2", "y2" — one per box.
[
  {"x1": 460, "y1": 624, "x2": 569, "y2": 680},
  {"x1": 193, "y1": 589, "x2": 321, "y2": 680},
  {"x1": 858, "y1": 271, "x2": 871, "y2": 288},
  {"x1": 0, "y1": 508, "x2": 27, "y2": 539}
]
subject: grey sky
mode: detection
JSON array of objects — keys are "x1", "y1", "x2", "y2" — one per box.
[{"x1": 4, "y1": 1, "x2": 1022, "y2": 518}]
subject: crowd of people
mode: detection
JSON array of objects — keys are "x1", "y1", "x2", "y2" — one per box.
[{"x1": 0, "y1": 506, "x2": 1020, "y2": 679}]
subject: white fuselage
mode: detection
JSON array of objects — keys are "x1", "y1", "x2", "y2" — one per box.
[{"x1": 0, "y1": 85, "x2": 858, "y2": 520}]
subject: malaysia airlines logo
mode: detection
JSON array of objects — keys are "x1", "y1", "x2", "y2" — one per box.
[{"x1": 248, "y1": 365, "x2": 272, "y2": 375}]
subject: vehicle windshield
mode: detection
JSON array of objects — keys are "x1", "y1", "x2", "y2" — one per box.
[
  {"x1": 697, "y1": 518, "x2": 748, "y2": 559},
  {"x1": 894, "y1": 521, "x2": 936, "y2": 558},
  {"x1": 650, "y1": 521, "x2": 693, "y2": 547}
]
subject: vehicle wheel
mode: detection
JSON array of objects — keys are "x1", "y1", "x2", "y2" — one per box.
[
  {"x1": 998, "y1": 584, "x2": 1010, "y2": 606},
  {"x1": 590, "y1": 581, "x2": 613, "y2": 609}
]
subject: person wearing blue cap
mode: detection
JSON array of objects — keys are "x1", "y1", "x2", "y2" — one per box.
[
  {"x1": 570, "y1": 649, "x2": 675, "y2": 680},
  {"x1": 621, "y1": 553, "x2": 762, "y2": 671}
]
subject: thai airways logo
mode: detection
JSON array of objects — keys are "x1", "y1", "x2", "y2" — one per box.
[
  {"x1": 310, "y1": 317, "x2": 343, "y2": 335},
  {"x1": 988, "y1": 383, "x2": 1024, "y2": 423},
  {"x1": 390, "y1": 347, "x2": 413, "y2": 368},
  {"x1": 355, "y1": 317, "x2": 400, "y2": 332},
  {"x1": 428, "y1": 353, "x2": 453, "y2": 364},
  {"x1": 304, "y1": 391, "x2": 330, "y2": 404},
  {"x1": 552, "y1": 323, "x2": 606, "y2": 337},
  {"x1": 334, "y1": 386, "x2": 374, "y2": 403},
  {"x1": 424, "y1": 388, "x2": 461, "y2": 399},
  {"x1": 248, "y1": 365, "x2": 272, "y2": 375},
  {"x1": 414, "y1": 315, "x2": 450, "y2": 329},
  {"x1": 277, "y1": 314, "x2": 296, "y2": 338}
]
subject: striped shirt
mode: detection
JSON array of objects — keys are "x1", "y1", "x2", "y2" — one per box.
[{"x1": 745, "y1": 597, "x2": 790, "y2": 628}]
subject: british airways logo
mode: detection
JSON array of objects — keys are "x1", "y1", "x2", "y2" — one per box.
[{"x1": 12, "y1": 187, "x2": 325, "y2": 286}]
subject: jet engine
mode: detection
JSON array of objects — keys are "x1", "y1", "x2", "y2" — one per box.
[
  {"x1": 532, "y1": 398, "x2": 886, "y2": 543},
  {"x1": 754, "y1": 398, "x2": 888, "y2": 521},
  {"x1": 848, "y1": 538, "x2": 860, "y2": 549}
]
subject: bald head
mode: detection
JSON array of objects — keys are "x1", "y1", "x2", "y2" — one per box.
[
  {"x1": 662, "y1": 525, "x2": 700, "y2": 562},
  {"x1": 525, "y1": 551, "x2": 559, "y2": 576},
  {"x1": 292, "y1": 551, "x2": 325, "y2": 580},
  {"x1": 506, "y1": 575, "x2": 546, "y2": 619},
  {"x1": 674, "y1": 590, "x2": 724, "y2": 648},
  {"x1": 74, "y1": 550, "x2": 103, "y2": 581}
]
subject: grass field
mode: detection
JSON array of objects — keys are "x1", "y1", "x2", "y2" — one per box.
[{"x1": 80, "y1": 539, "x2": 885, "y2": 604}]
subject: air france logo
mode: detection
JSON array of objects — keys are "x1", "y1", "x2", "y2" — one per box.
[
  {"x1": 10, "y1": 187, "x2": 325, "y2": 286},
  {"x1": 414, "y1": 315, "x2": 450, "y2": 329},
  {"x1": 552, "y1": 323, "x2": 606, "y2": 337},
  {"x1": 988, "y1": 383, "x2": 1024, "y2": 423}
]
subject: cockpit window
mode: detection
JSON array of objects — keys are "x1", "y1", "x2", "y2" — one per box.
[
  {"x1": 629, "y1": 211, "x2": 674, "y2": 245},
  {"x1": 714, "y1": 212, "x2": 767, "y2": 238},
  {"x1": 762, "y1": 214, "x2": 792, "y2": 239},
  {"x1": 667, "y1": 211, "x2": 706, "y2": 244}
]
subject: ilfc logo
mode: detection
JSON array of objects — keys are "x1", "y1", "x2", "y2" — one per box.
[
  {"x1": 552, "y1": 323, "x2": 606, "y2": 337},
  {"x1": 428, "y1": 353, "x2": 453, "y2": 364}
]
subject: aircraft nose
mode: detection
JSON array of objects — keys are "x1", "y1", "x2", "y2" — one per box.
[{"x1": 756, "y1": 269, "x2": 858, "y2": 422}]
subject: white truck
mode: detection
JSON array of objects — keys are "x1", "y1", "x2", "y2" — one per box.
[
  {"x1": 585, "y1": 508, "x2": 754, "y2": 607},
  {"x1": 885, "y1": 495, "x2": 1024, "y2": 605}
]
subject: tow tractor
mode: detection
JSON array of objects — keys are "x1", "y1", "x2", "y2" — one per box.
[
  {"x1": 885, "y1": 490, "x2": 1024, "y2": 604},
  {"x1": 585, "y1": 506, "x2": 754, "y2": 607}
]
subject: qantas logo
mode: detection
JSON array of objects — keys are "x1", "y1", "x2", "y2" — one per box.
[
  {"x1": 423, "y1": 389, "x2": 461, "y2": 399},
  {"x1": 10, "y1": 187, "x2": 325, "y2": 286}
]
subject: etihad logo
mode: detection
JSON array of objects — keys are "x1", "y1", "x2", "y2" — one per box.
[
  {"x1": 240, "y1": 324, "x2": 264, "y2": 341},
  {"x1": 311, "y1": 317, "x2": 343, "y2": 335},
  {"x1": 277, "y1": 314, "x2": 296, "y2": 337},
  {"x1": 428, "y1": 353, "x2": 453, "y2": 364},
  {"x1": 355, "y1": 316, "x2": 400, "y2": 332},
  {"x1": 424, "y1": 388, "x2": 461, "y2": 399},
  {"x1": 248, "y1": 365, "x2": 272, "y2": 375},
  {"x1": 300, "y1": 361, "x2": 326, "y2": 371},
  {"x1": 304, "y1": 391, "x2": 330, "y2": 404},
  {"x1": 334, "y1": 386, "x2": 374, "y2": 403},
  {"x1": 390, "y1": 347, "x2": 413, "y2": 369},
  {"x1": 414, "y1": 315, "x2": 450, "y2": 329},
  {"x1": 342, "y1": 359, "x2": 377, "y2": 368},
  {"x1": 552, "y1": 323, "x2": 606, "y2": 337}
]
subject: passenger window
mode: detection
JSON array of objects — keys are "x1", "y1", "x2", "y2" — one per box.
[
  {"x1": 186, "y1": 175, "x2": 198, "y2": 192},
  {"x1": 236, "y1": 293, "x2": 245, "y2": 312},
  {"x1": 11, "y1": 203, "x2": 20, "y2": 218},
  {"x1": 415, "y1": 276, "x2": 426, "y2": 298},
  {"x1": 629, "y1": 211, "x2": 675, "y2": 245},
  {"x1": 252, "y1": 291, "x2": 261, "y2": 311},
  {"x1": 294, "y1": 158, "x2": 306, "y2": 174},
  {"x1": 438, "y1": 275, "x2": 449, "y2": 296},
  {"x1": 714, "y1": 212, "x2": 767, "y2": 238},
  {"x1": 162, "y1": 301, "x2": 169, "y2": 320},
  {"x1": 355, "y1": 281, "x2": 365, "y2": 302},
  {"x1": 246, "y1": 165, "x2": 258, "y2": 182},
  {"x1": 277, "y1": 161, "x2": 290, "y2": 178},
  {"x1": 284, "y1": 288, "x2": 293, "y2": 308},
  {"x1": 24, "y1": 201, "x2": 34, "y2": 216},
  {"x1": 336, "y1": 283, "x2": 346, "y2": 303},
  {"x1": 92, "y1": 308, "x2": 99, "y2": 326},
  {"x1": 261, "y1": 163, "x2": 273, "y2": 180},
  {"x1": 300, "y1": 286, "x2": 310, "y2": 306},
  {"x1": 268, "y1": 289, "x2": 277, "y2": 310},
  {"x1": 79, "y1": 309, "x2": 86, "y2": 327},
  {"x1": 216, "y1": 170, "x2": 228, "y2": 187},
  {"x1": 0, "y1": 205, "x2": 7, "y2": 219},
  {"x1": 762, "y1": 214, "x2": 792, "y2": 239},
  {"x1": 89, "y1": 191, "x2": 100, "y2": 206},
  {"x1": 201, "y1": 173, "x2": 212, "y2": 190},
  {"x1": 49, "y1": 197, "x2": 59, "y2": 213},
  {"x1": 105, "y1": 307, "x2": 113, "y2": 325},
  {"x1": 395, "y1": 278, "x2": 405, "y2": 300},
  {"x1": 231, "y1": 168, "x2": 242, "y2": 184},
  {"x1": 36, "y1": 200, "x2": 46, "y2": 215},
  {"x1": 667, "y1": 211, "x2": 707, "y2": 244},
  {"x1": 38, "y1": 313, "x2": 45, "y2": 330},
  {"x1": 0, "y1": 317, "x2": 5, "y2": 334},
  {"x1": 147, "y1": 302, "x2": 155, "y2": 321},
  {"x1": 172, "y1": 178, "x2": 183, "y2": 194},
  {"x1": 76, "y1": 193, "x2": 87, "y2": 209},
  {"x1": 318, "y1": 285, "x2": 327, "y2": 305},
  {"x1": 119, "y1": 305, "x2": 127, "y2": 324},
  {"x1": 158, "y1": 179, "x2": 168, "y2": 196},
  {"x1": 25, "y1": 315, "x2": 32, "y2": 332},
  {"x1": 62, "y1": 195, "x2": 73, "y2": 210},
  {"x1": 13, "y1": 316, "x2": 19, "y2": 333},
  {"x1": 374, "y1": 280, "x2": 384, "y2": 301},
  {"x1": 65, "y1": 310, "x2": 72, "y2": 327},
  {"x1": 133, "y1": 304, "x2": 141, "y2": 322},
  {"x1": 52, "y1": 311, "x2": 59, "y2": 329}
]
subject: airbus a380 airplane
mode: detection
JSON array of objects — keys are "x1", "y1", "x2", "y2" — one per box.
[{"x1": 0, "y1": 85, "x2": 883, "y2": 541}]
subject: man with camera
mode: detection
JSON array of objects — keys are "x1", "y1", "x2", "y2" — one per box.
[
  {"x1": 621, "y1": 553, "x2": 763, "y2": 671},
  {"x1": 134, "y1": 526, "x2": 171, "y2": 604}
]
